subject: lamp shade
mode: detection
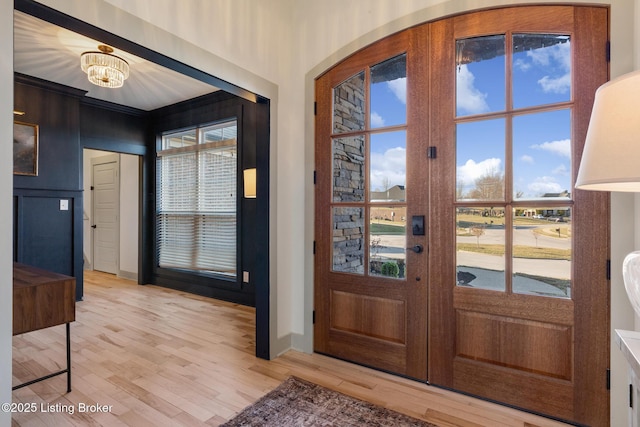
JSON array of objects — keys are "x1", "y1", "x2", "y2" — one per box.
[
  {"x1": 244, "y1": 168, "x2": 256, "y2": 198},
  {"x1": 575, "y1": 70, "x2": 640, "y2": 191}
]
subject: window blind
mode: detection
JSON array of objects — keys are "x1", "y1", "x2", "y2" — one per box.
[{"x1": 157, "y1": 121, "x2": 237, "y2": 277}]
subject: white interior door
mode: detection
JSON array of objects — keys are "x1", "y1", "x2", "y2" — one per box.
[{"x1": 92, "y1": 154, "x2": 120, "y2": 274}]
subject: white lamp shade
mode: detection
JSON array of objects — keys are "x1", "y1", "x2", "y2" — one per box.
[
  {"x1": 575, "y1": 70, "x2": 640, "y2": 191},
  {"x1": 244, "y1": 168, "x2": 256, "y2": 198}
]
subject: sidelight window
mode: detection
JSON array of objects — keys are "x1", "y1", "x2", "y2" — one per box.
[{"x1": 156, "y1": 120, "x2": 238, "y2": 277}]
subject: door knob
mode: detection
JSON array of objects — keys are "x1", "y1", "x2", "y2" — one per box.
[{"x1": 406, "y1": 244, "x2": 423, "y2": 253}]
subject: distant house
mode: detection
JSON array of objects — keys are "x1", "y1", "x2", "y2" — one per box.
[
  {"x1": 519, "y1": 191, "x2": 571, "y2": 219},
  {"x1": 370, "y1": 185, "x2": 405, "y2": 202}
]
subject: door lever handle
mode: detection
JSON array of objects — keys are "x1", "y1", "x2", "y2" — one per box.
[
  {"x1": 91, "y1": 225, "x2": 97, "y2": 229},
  {"x1": 406, "y1": 244, "x2": 423, "y2": 253}
]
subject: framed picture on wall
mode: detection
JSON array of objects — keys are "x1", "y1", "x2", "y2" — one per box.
[{"x1": 14, "y1": 121, "x2": 39, "y2": 176}]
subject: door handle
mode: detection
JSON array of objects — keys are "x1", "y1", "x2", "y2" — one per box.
[
  {"x1": 91, "y1": 225, "x2": 97, "y2": 229},
  {"x1": 406, "y1": 244, "x2": 423, "y2": 253}
]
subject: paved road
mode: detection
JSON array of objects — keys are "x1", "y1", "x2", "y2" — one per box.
[{"x1": 371, "y1": 229, "x2": 571, "y2": 297}]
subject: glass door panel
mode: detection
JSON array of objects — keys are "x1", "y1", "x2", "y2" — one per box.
[
  {"x1": 370, "y1": 131, "x2": 406, "y2": 200},
  {"x1": 456, "y1": 119, "x2": 505, "y2": 201},
  {"x1": 332, "y1": 206, "x2": 365, "y2": 274},
  {"x1": 333, "y1": 72, "x2": 365, "y2": 133},
  {"x1": 456, "y1": 207, "x2": 506, "y2": 291},
  {"x1": 333, "y1": 135, "x2": 365, "y2": 202},
  {"x1": 370, "y1": 205, "x2": 406, "y2": 279},
  {"x1": 456, "y1": 35, "x2": 506, "y2": 117},
  {"x1": 512, "y1": 207, "x2": 571, "y2": 297},
  {"x1": 512, "y1": 34, "x2": 571, "y2": 109},
  {"x1": 513, "y1": 110, "x2": 571, "y2": 200},
  {"x1": 370, "y1": 54, "x2": 407, "y2": 128}
]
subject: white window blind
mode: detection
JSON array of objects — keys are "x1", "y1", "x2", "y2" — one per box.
[{"x1": 157, "y1": 120, "x2": 237, "y2": 277}]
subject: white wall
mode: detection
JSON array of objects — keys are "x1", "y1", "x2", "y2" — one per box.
[
  {"x1": 1, "y1": 2, "x2": 13, "y2": 424},
  {"x1": 10, "y1": 1, "x2": 638, "y2": 425},
  {"x1": 119, "y1": 154, "x2": 139, "y2": 279}
]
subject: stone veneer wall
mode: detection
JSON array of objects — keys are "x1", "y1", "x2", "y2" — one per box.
[
  {"x1": 332, "y1": 207, "x2": 364, "y2": 273},
  {"x1": 332, "y1": 73, "x2": 366, "y2": 274}
]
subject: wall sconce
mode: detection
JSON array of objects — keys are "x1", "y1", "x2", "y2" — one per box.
[
  {"x1": 575, "y1": 69, "x2": 640, "y2": 317},
  {"x1": 244, "y1": 168, "x2": 256, "y2": 198}
]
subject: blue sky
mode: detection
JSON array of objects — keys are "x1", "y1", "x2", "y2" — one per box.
[{"x1": 366, "y1": 36, "x2": 572, "y2": 199}]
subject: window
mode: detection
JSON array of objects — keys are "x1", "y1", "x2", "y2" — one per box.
[
  {"x1": 331, "y1": 53, "x2": 408, "y2": 279},
  {"x1": 455, "y1": 34, "x2": 573, "y2": 297},
  {"x1": 156, "y1": 120, "x2": 238, "y2": 277}
]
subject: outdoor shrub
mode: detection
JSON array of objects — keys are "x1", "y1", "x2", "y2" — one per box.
[{"x1": 381, "y1": 261, "x2": 399, "y2": 278}]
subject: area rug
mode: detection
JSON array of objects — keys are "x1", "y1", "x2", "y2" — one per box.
[{"x1": 222, "y1": 376, "x2": 437, "y2": 426}]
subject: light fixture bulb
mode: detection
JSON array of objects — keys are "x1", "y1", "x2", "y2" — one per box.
[{"x1": 80, "y1": 45, "x2": 130, "y2": 88}]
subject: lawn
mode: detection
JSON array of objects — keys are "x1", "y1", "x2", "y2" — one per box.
[
  {"x1": 370, "y1": 222, "x2": 405, "y2": 235},
  {"x1": 457, "y1": 243, "x2": 571, "y2": 260}
]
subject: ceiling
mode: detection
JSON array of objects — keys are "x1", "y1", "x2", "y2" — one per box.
[{"x1": 13, "y1": 10, "x2": 219, "y2": 111}]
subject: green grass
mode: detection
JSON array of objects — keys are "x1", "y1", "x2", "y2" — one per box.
[
  {"x1": 457, "y1": 243, "x2": 571, "y2": 260},
  {"x1": 370, "y1": 222, "x2": 405, "y2": 235}
]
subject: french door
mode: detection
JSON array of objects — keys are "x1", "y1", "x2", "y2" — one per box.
[{"x1": 315, "y1": 5, "x2": 609, "y2": 426}]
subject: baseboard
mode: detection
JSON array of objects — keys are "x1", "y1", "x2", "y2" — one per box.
[
  {"x1": 271, "y1": 334, "x2": 293, "y2": 359},
  {"x1": 271, "y1": 333, "x2": 311, "y2": 359},
  {"x1": 291, "y1": 333, "x2": 312, "y2": 354},
  {"x1": 117, "y1": 270, "x2": 138, "y2": 281}
]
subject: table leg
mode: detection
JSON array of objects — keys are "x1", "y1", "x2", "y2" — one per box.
[{"x1": 66, "y1": 322, "x2": 71, "y2": 392}]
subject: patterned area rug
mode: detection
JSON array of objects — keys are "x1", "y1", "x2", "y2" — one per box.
[{"x1": 222, "y1": 376, "x2": 438, "y2": 426}]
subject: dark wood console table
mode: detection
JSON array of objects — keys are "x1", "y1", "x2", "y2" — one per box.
[{"x1": 12, "y1": 262, "x2": 75, "y2": 392}]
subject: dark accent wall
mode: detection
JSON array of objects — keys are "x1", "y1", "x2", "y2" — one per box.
[
  {"x1": 14, "y1": 74, "x2": 86, "y2": 299},
  {"x1": 149, "y1": 91, "x2": 269, "y2": 310},
  {"x1": 13, "y1": 74, "x2": 149, "y2": 300}
]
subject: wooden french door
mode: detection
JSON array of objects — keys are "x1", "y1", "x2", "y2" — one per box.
[
  {"x1": 314, "y1": 30, "x2": 429, "y2": 379},
  {"x1": 315, "y1": 5, "x2": 609, "y2": 426}
]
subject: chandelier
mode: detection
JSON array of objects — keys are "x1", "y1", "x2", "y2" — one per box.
[{"x1": 80, "y1": 45, "x2": 130, "y2": 89}]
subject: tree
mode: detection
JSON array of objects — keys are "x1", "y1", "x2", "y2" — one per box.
[
  {"x1": 532, "y1": 227, "x2": 542, "y2": 247},
  {"x1": 467, "y1": 169, "x2": 504, "y2": 200},
  {"x1": 470, "y1": 226, "x2": 485, "y2": 248}
]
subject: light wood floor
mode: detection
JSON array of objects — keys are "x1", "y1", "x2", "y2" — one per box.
[{"x1": 11, "y1": 271, "x2": 572, "y2": 427}]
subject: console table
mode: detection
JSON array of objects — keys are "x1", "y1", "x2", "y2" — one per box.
[{"x1": 12, "y1": 262, "x2": 75, "y2": 392}]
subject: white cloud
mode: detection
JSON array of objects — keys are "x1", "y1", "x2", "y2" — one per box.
[
  {"x1": 530, "y1": 139, "x2": 571, "y2": 158},
  {"x1": 538, "y1": 73, "x2": 571, "y2": 94},
  {"x1": 552, "y1": 163, "x2": 570, "y2": 176},
  {"x1": 370, "y1": 111, "x2": 385, "y2": 127},
  {"x1": 457, "y1": 158, "x2": 502, "y2": 185},
  {"x1": 456, "y1": 64, "x2": 490, "y2": 115},
  {"x1": 527, "y1": 42, "x2": 571, "y2": 94},
  {"x1": 514, "y1": 58, "x2": 531, "y2": 72},
  {"x1": 370, "y1": 147, "x2": 406, "y2": 191},
  {"x1": 528, "y1": 176, "x2": 562, "y2": 195},
  {"x1": 387, "y1": 78, "x2": 406, "y2": 105},
  {"x1": 520, "y1": 155, "x2": 534, "y2": 164},
  {"x1": 527, "y1": 42, "x2": 570, "y2": 69}
]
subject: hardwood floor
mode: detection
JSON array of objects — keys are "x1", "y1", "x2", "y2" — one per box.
[{"x1": 11, "y1": 271, "x2": 573, "y2": 426}]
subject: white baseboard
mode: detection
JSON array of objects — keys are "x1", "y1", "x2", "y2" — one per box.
[{"x1": 117, "y1": 270, "x2": 138, "y2": 281}]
